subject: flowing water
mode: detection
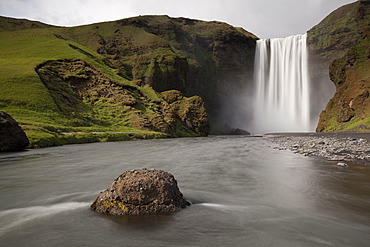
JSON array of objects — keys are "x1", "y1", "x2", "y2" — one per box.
[
  {"x1": 253, "y1": 34, "x2": 311, "y2": 133},
  {"x1": 1, "y1": 136, "x2": 370, "y2": 247}
]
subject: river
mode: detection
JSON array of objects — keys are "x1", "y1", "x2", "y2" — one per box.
[{"x1": 1, "y1": 136, "x2": 370, "y2": 246}]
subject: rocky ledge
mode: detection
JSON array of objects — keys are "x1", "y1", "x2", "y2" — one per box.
[
  {"x1": 268, "y1": 134, "x2": 370, "y2": 165},
  {"x1": 91, "y1": 169, "x2": 190, "y2": 215}
]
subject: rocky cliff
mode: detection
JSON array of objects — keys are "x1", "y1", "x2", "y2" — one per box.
[
  {"x1": 308, "y1": 0, "x2": 369, "y2": 63},
  {"x1": 308, "y1": 0, "x2": 370, "y2": 132},
  {"x1": 316, "y1": 38, "x2": 370, "y2": 131},
  {"x1": 0, "y1": 15, "x2": 256, "y2": 147},
  {"x1": 57, "y1": 15, "x2": 257, "y2": 132},
  {"x1": 36, "y1": 59, "x2": 208, "y2": 138}
]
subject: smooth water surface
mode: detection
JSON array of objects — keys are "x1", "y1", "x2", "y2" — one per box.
[{"x1": 1, "y1": 136, "x2": 370, "y2": 246}]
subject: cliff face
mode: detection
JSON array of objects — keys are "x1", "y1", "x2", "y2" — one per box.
[
  {"x1": 308, "y1": 0, "x2": 369, "y2": 64},
  {"x1": 316, "y1": 38, "x2": 370, "y2": 132},
  {"x1": 36, "y1": 59, "x2": 209, "y2": 138},
  {"x1": 58, "y1": 15, "x2": 257, "y2": 132},
  {"x1": 308, "y1": 0, "x2": 370, "y2": 132}
]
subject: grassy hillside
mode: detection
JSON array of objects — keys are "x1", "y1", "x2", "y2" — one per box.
[
  {"x1": 0, "y1": 17, "x2": 210, "y2": 148},
  {"x1": 308, "y1": 0, "x2": 369, "y2": 63}
]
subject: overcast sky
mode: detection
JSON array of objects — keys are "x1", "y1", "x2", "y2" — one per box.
[{"x1": 0, "y1": 0, "x2": 356, "y2": 38}]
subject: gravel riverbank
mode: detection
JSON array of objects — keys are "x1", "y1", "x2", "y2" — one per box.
[{"x1": 265, "y1": 133, "x2": 370, "y2": 165}]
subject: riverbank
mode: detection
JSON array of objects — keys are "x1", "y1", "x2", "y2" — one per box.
[
  {"x1": 265, "y1": 132, "x2": 370, "y2": 165},
  {"x1": 27, "y1": 131, "x2": 168, "y2": 149}
]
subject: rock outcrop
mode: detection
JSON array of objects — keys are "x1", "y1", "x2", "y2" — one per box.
[
  {"x1": 91, "y1": 169, "x2": 189, "y2": 215},
  {"x1": 0, "y1": 111, "x2": 29, "y2": 151},
  {"x1": 316, "y1": 38, "x2": 370, "y2": 132},
  {"x1": 36, "y1": 59, "x2": 209, "y2": 137}
]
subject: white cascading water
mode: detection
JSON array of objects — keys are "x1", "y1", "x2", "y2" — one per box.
[{"x1": 252, "y1": 34, "x2": 311, "y2": 133}]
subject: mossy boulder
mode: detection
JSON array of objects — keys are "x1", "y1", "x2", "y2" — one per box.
[
  {"x1": 0, "y1": 111, "x2": 29, "y2": 151},
  {"x1": 91, "y1": 169, "x2": 190, "y2": 215}
]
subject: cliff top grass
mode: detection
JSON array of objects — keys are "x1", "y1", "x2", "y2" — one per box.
[{"x1": 0, "y1": 16, "x2": 52, "y2": 31}]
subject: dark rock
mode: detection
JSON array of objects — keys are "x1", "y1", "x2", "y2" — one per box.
[
  {"x1": 227, "y1": 128, "x2": 250, "y2": 135},
  {"x1": 91, "y1": 169, "x2": 190, "y2": 215},
  {"x1": 0, "y1": 111, "x2": 29, "y2": 152}
]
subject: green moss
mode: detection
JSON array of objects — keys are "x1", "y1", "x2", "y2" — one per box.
[
  {"x1": 352, "y1": 38, "x2": 370, "y2": 69},
  {"x1": 320, "y1": 116, "x2": 339, "y2": 132},
  {"x1": 320, "y1": 116, "x2": 370, "y2": 133},
  {"x1": 101, "y1": 200, "x2": 129, "y2": 213},
  {"x1": 174, "y1": 120, "x2": 195, "y2": 137},
  {"x1": 340, "y1": 116, "x2": 370, "y2": 132}
]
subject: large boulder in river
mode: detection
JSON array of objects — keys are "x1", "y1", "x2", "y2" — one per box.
[
  {"x1": 91, "y1": 169, "x2": 190, "y2": 215},
  {"x1": 0, "y1": 111, "x2": 29, "y2": 152}
]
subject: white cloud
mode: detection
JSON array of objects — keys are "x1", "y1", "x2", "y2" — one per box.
[{"x1": 0, "y1": 0, "x2": 356, "y2": 38}]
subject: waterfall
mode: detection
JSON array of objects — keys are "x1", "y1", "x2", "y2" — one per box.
[{"x1": 252, "y1": 34, "x2": 311, "y2": 133}]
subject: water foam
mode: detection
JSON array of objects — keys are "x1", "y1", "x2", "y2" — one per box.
[
  {"x1": 0, "y1": 202, "x2": 89, "y2": 236},
  {"x1": 195, "y1": 203, "x2": 248, "y2": 211}
]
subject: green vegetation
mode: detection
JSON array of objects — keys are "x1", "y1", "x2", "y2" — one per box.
[
  {"x1": 0, "y1": 16, "x2": 215, "y2": 148},
  {"x1": 308, "y1": 0, "x2": 370, "y2": 62},
  {"x1": 0, "y1": 14, "x2": 259, "y2": 147},
  {"x1": 316, "y1": 37, "x2": 370, "y2": 132},
  {"x1": 319, "y1": 116, "x2": 370, "y2": 132},
  {"x1": 55, "y1": 15, "x2": 257, "y2": 133},
  {"x1": 309, "y1": 0, "x2": 370, "y2": 133}
]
